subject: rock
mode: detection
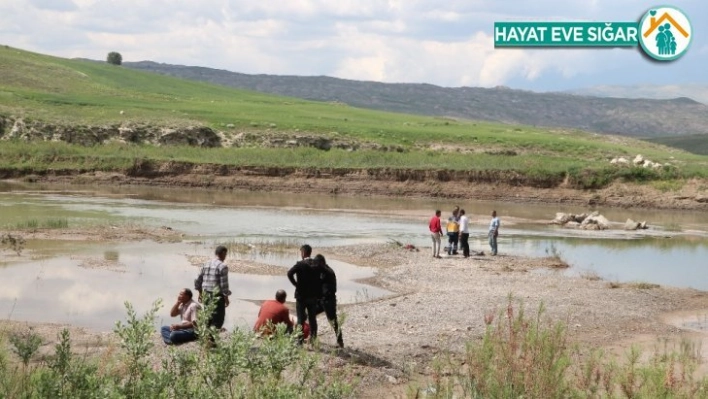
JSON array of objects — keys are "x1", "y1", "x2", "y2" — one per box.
[
  {"x1": 552, "y1": 212, "x2": 572, "y2": 224},
  {"x1": 633, "y1": 154, "x2": 645, "y2": 165},
  {"x1": 617, "y1": 157, "x2": 629, "y2": 164},
  {"x1": 639, "y1": 221, "x2": 648, "y2": 229},
  {"x1": 610, "y1": 158, "x2": 618, "y2": 164},
  {"x1": 386, "y1": 375, "x2": 398, "y2": 385},
  {"x1": 581, "y1": 213, "x2": 609, "y2": 230},
  {"x1": 624, "y1": 219, "x2": 640, "y2": 231},
  {"x1": 565, "y1": 221, "x2": 580, "y2": 228},
  {"x1": 573, "y1": 213, "x2": 588, "y2": 223},
  {"x1": 226, "y1": 123, "x2": 235, "y2": 128}
]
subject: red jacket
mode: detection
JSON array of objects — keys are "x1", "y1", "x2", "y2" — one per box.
[{"x1": 429, "y1": 215, "x2": 442, "y2": 233}]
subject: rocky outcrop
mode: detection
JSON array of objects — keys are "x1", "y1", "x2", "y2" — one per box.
[
  {"x1": 227, "y1": 131, "x2": 405, "y2": 152},
  {"x1": 610, "y1": 154, "x2": 663, "y2": 169},
  {"x1": 0, "y1": 116, "x2": 221, "y2": 147},
  {"x1": 552, "y1": 212, "x2": 651, "y2": 231},
  {"x1": 624, "y1": 219, "x2": 649, "y2": 230}
]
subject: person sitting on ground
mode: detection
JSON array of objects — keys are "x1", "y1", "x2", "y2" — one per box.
[
  {"x1": 253, "y1": 289, "x2": 294, "y2": 336},
  {"x1": 315, "y1": 254, "x2": 344, "y2": 348},
  {"x1": 161, "y1": 288, "x2": 200, "y2": 345}
]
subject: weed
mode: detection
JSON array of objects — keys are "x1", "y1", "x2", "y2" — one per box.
[
  {"x1": 607, "y1": 281, "x2": 622, "y2": 289},
  {"x1": 580, "y1": 271, "x2": 602, "y2": 281},
  {"x1": 0, "y1": 233, "x2": 25, "y2": 255},
  {"x1": 628, "y1": 282, "x2": 661, "y2": 289},
  {"x1": 412, "y1": 295, "x2": 708, "y2": 398}
]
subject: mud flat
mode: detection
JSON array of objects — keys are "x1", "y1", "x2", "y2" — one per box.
[{"x1": 4, "y1": 243, "x2": 708, "y2": 396}]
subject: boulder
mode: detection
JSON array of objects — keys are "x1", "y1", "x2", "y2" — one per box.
[
  {"x1": 581, "y1": 213, "x2": 609, "y2": 230},
  {"x1": 552, "y1": 213, "x2": 572, "y2": 225},
  {"x1": 573, "y1": 213, "x2": 588, "y2": 223},
  {"x1": 565, "y1": 221, "x2": 580, "y2": 228},
  {"x1": 617, "y1": 157, "x2": 629, "y2": 164},
  {"x1": 639, "y1": 221, "x2": 648, "y2": 229},
  {"x1": 633, "y1": 154, "x2": 645, "y2": 165},
  {"x1": 624, "y1": 219, "x2": 640, "y2": 230}
]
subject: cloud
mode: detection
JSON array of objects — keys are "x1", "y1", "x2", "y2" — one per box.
[
  {"x1": 29, "y1": 0, "x2": 76, "y2": 12},
  {"x1": 0, "y1": 0, "x2": 704, "y2": 89}
]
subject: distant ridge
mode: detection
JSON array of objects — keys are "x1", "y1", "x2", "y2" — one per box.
[{"x1": 122, "y1": 60, "x2": 708, "y2": 137}]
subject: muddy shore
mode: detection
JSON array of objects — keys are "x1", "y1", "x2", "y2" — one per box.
[
  {"x1": 4, "y1": 166, "x2": 708, "y2": 211},
  {"x1": 4, "y1": 241, "x2": 708, "y2": 397}
]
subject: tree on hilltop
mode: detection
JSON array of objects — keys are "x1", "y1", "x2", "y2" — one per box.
[{"x1": 106, "y1": 52, "x2": 122, "y2": 65}]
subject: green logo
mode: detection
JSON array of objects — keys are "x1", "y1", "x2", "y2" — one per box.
[
  {"x1": 637, "y1": 6, "x2": 692, "y2": 61},
  {"x1": 494, "y1": 5, "x2": 691, "y2": 61}
]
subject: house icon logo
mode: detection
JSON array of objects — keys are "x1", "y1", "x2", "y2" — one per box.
[{"x1": 638, "y1": 6, "x2": 692, "y2": 61}]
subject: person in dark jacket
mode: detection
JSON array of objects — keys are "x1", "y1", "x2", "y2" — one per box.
[
  {"x1": 315, "y1": 254, "x2": 344, "y2": 348},
  {"x1": 287, "y1": 244, "x2": 321, "y2": 343}
]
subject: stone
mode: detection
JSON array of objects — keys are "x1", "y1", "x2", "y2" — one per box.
[
  {"x1": 633, "y1": 154, "x2": 645, "y2": 165},
  {"x1": 624, "y1": 219, "x2": 640, "y2": 231},
  {"x1": 639, "y1": 221, "x2": 648, "y2": 229},
  {"x1": 552, "y1": 212, "x2": 571, "y2": 224}
]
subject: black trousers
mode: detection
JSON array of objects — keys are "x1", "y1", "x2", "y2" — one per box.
[
  {"x1": 321, "y1": 296, "x2": 343, "y2": 346},
  {"x1": 204, "y1": 291, "x2": 226, "y2": 329},
  {"x1": 296, "y1": 297, "x2": 320, "y2": 342},
  {"x1": 460, "y1": 232, "x2": 470, "y2": 257}
]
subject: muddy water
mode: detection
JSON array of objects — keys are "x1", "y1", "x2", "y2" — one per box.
[{"x1": 1, "y1": 182, "x2": 708, "y2": 331}]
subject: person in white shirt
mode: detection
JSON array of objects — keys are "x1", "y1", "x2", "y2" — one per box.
[
  {"x1": 458, "y1": 209, "x2": 470, "y2": 257},
  {"x1": 489, "y1": 210, "x2": 500, "y2": 256},
  {"x1": 161, "y1": 288, "x2": 200, "y2": 345}
]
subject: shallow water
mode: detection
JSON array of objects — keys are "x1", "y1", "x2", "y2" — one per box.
[{"x1": 1, "y1": 182, "x2": 707, "y2": 330}]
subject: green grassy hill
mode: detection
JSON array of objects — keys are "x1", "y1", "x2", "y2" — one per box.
[
  {"x1": 1, "y1": 45, "x2": 707, "y2": 187},
  {"x1": 646, "y1": 135, "x2": 708, "y2": 156}
]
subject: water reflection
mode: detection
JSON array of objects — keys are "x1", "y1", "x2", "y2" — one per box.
[
  {"x1": 0, "y1": 242, "x2": 388, "y2": 331},
  {"x1": 1, "y1": 183, "x2": 708, "y2": 330}
]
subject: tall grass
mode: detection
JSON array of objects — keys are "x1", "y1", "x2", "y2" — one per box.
[
  {"x1": 0, "y1": 297, "x2": 356, "y2": 398},
  {"x1": 412, "y1": 296, "x2": 708, "y2": 399},
  {"x1": 12, "y1": 218, "x2": 69, "y2": 230}
]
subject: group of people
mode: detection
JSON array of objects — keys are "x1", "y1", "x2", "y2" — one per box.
[
  {"x1": 160, "y1": 244, "x2": 343, "y2": 349},
  {"x1": 429, "y1": 207, "x2": 500, "y2": 258}
]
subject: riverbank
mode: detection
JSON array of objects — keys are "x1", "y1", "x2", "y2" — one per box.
[
  {"x1": 4, "y1": 243, "x2": 708, "y2": 397},
  {"x1": 4, "y1": 168, "x2": 708, "y2": 211}
]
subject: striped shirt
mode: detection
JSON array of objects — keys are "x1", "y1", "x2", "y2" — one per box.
[{"x1": 195, "y1": 258, "x2": 231, "y2": 296}]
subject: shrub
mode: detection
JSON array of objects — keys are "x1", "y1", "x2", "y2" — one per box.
[{"x1": 106, "y1": 51, "x2": 122, "y2": 66}]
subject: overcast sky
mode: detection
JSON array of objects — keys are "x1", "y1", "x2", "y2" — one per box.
[{"x1": 1, "y1": 0, "x2": 705, "y2": 91}]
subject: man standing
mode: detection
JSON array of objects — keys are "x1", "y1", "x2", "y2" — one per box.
[
  {"x1": 160, "y1": 288, "x2": 200, "y2": 345},
  {"x1": 287, "y1": 244, "x2": 322, "y2": 343},
  {"x1": 489, "y1": 210, "x2": 500, "y2": 256},
  {"x1": 429, "y1": 210, "x2": 443, "y2": 259},
  {"x1": 446, "y1": 208, "x2": 460, "y2": 255},
  {"x1": 459, "y1": 209, "x2": 470, "y2": 258},
  {"x1": 253, "y1": 289, "x2": 294, "y2": 336},
  {"x1": 195, "y1": 245, "x2": 231, "y2": 331},
  {"x1": 315, "y1": 254, "x2": 344, "y2": 348}
]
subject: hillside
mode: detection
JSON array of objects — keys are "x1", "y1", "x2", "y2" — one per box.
[
  {"x1": 2, "y1": 45, "x2": 708, "y2": 206},
  {"x1": 647, "y1": 134, "x2": 708, "y2": 156},
  {"x1": 123, "y1": 61, "x2": 708, "y2": 138},
  {"x1": 567, "y1": 84, "x2": 708, "y2": 105}
]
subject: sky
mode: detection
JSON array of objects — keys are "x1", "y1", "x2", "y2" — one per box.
[{"x1": 0, "y1": 0, "x2": 705, "y2": 91}]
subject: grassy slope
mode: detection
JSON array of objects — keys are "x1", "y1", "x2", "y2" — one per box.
[
  {"x1": 1, "y1": 45, "x2": 707, "y2": 183},
  {"x1": 646, "y1": 135, "x2": 708, "y2": 156}
]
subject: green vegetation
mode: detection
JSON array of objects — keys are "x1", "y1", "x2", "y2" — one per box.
[
  {"x1": 413, "y1": 298, "x2": 708, "y2": 398},
  {"x1": 647, "y1": 134, "x2": 708, "y2": 155},
  {"x1": 1, "y1": 46, "x2": 708, "y2": 187},
  {"x1": 0, "y1": 298, "x2": 355, "y2": 398},
  {"x1": 106, "y1": 51, "x2": 122, "y2": 66},
  {"x1": 11, "y1": 218, "x2": 69, "y2": 230}
]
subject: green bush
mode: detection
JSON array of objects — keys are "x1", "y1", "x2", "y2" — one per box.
[{"x1": 0, "y1": 298, "x2": 356, "y2": 398}]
